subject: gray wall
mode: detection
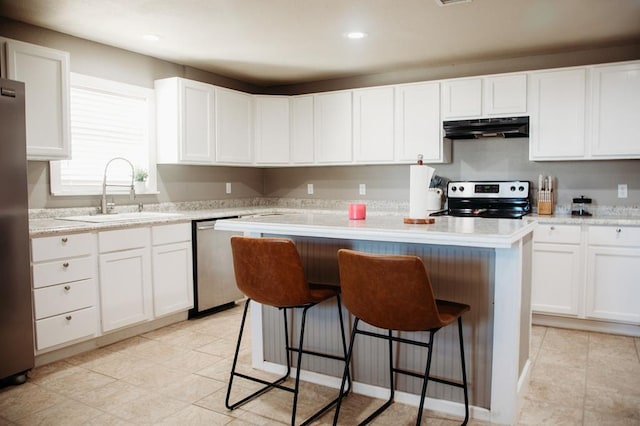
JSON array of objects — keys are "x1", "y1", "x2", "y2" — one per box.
[
  {"x1": 264, "y1": 139, "x2": 640, "y2": 207},
  {"x1": 3, "y1": 17, "x2": 639, "y2": 210}
]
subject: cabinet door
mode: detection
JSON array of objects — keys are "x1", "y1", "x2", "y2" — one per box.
[
  {"x1": 531, "y1": 243, "x2": 582, "y2": 316},
  {"x1": 5, "y1": 39, "x2": 70, "y2": 160},
  {"x1": 99, "y1": 247, "x2": 152, "y2": 332},
  {"x1": 152, "y1": 242, "x2": 193, "y2": 317},
  {"x1": 483, "y1": 74, "x2": 527, "y2": 116},
  {"x1": 155, "y1": 77, "x2": 216, "y2": 164},
  {"x1": 590, "y1": 62, "x2": 640, "y2": 158},
  {"x1": 180, "y1": 79, "x2": 216, "y2": 163},
  {"x1": 528, "y1": 68, "x2": 587, "y2": 160},
  {"x1": 395, "y1": 82, "x2": 442, "y2": 163},
  {"x1": 254, "y1": 96, "x2": 290, "y2": 164},
  {"x1": 314, "y1": 91, "x2": 352, "y2": 164},
  {"x1": 586, "y1": 246, "x2": 640, "y2": 324},
  {"x1": 290, "y1": 95, "x2": 314, "y2": 164},
  {"x1": 353, "y1": 86, "x2": 394, "y2": 163},
  {"x1": 216, "y1": 88, "x2": 253, "y2": 163},
  {"x1": 441, "y1": 78, "x2": 482, "y2": 119}
]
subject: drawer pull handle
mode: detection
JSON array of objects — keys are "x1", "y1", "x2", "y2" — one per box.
[
  {"x1": 61, "y1": 237, "x2": 68, "y2": 243},
  {"x1": 616, "y1": 228, "x2": 622, "y2": 233},
  {"x1": 65, "y1": 315, "x2": 72, "y2": 321},
  {"x1": 64, "y1": 285, "x2": 71, "y2": 291},
  {"x1": 62, "y1": 262, "x2": 70, "y2": 268}
]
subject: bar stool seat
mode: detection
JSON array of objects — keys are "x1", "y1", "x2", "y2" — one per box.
[
  {"x1": 334, "y1": 249, "x2": 470, "y2": 426},
  {"x1": 225, "y1": 236, "x2": 350, "y2": 425}
]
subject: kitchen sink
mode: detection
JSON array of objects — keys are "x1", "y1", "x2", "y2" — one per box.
[{"x1": 59, "y1": 212, "x2": 184, "y2": 223}]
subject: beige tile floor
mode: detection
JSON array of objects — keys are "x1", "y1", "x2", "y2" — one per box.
[{"x1": 0, "y1": 304, "x2": 639, "y2": 425}]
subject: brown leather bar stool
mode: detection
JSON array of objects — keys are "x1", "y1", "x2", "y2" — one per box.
[
  {"x1": 333, "y1": 249, "x2": 470, "y2": 426},
  {"x1": 225, "y1": 236, "x2": 351, "y2": 425}
]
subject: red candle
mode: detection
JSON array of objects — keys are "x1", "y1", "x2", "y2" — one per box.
[{"x1": 348, "y1": 203, "x2": 366, "y2": 220}]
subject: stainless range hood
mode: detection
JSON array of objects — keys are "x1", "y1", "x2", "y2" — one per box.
[{"x1": 443, "y1": 116, "x2": 529, "y2": 139}]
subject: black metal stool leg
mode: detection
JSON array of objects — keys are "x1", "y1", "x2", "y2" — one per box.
[
  {"x1": 458, "y1": 317, "x2": 469, "y2": 426},
  {"x1": 226, "y1": 300, "x2": 291, "y2": 410},
  {"x1": 416, "y1": 330, "x2": 436, "y2": 426},
  {"x1": 333, "y1": 316, "x2": 360, "y2": 425},
  {"x1": 225, "y1": 300, "x2": 291, "y2": 410}
]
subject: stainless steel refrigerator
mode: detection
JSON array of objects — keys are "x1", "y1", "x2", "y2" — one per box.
[{"x1": 0, "y1": 78, "x2": 34, "y2": 385}]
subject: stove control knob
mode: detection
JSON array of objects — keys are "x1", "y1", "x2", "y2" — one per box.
[
  {"x1": 459, "y1": 186, "x2": 465, "y2": 192},
  {"x1": 518, "y1": 186, "x2": 525, "y2": 192},
  {"x1": 510, "y1": 186, "x2": 516, "y2": 192},
  {"x1": 451, "y1": 186, "x2": 457, "y2": 192}
]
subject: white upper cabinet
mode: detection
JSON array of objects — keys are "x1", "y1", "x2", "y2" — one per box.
[
  {"x1": 314, "y1": 90, "x2": 353, "y2": 164},
  {"x1": 156, "y1": 77, "x2": 216, "y2": 164},
  {"x1": 1, "y1": 38, "x2": 70, "y2": 160},
  {"x1": 589, "y1": 61, "x2": 640, "y2": 159},
  {"x1": 254, "y1": 95, "x2": 290, "y2": 165},
  {"x1": 215, "y1": 87, "x2": 253, "y2": 164},
  {"x1": 353, "y1": 86, "x2": 395, "y2": 163},
  {"x1": 483, "y1": 74, "x2": 527, "y2": 116},
  {"x1": 290, "y1": 95, "x2": 315, "y2": 164},
  {"x1": 528, "y1": 68, "x2": 587, "y2": 160},
  {"x1": 441, "y1": 78, "x2": 482, "y2": 119},
  {"x1": 442, "y1": 74, "x2": 527, "y2": 120},
  {"x1": 395, "y1": 81, "x2": 447, "y2": 163}
]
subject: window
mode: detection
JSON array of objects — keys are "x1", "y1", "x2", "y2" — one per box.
[{"x1": 50, "y1": 73, "x2": 156, "y2": 195}]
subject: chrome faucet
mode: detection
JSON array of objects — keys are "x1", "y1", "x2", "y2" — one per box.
[{"x1": 101, "y1": 157, "x2": 136, "y2": 214}]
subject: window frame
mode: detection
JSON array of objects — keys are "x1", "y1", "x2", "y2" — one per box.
[{"x1": 50, "y1": 73, "x2": 157, "y2": 196}]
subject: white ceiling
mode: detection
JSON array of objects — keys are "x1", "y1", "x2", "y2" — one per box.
[{"x1": 1, "y1": 0, "x2": 639, "y2": 87}]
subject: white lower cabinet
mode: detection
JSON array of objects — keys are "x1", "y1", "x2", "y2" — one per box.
[
  {"x1": 532, "y1": 223, "x2": 640, "y2": 327},
  {"x1": 585, "y1": 226, "x2": 640, "y2": 324},
  {"x1": 30, "y1": 223, "x2": 195, "y2": 354},
  {"x1": 30, "y1": 233, "x2": 98, "y2": 352},
  {"x1": 531, "y1": 224, "x2": 582, "y2": 316},
  {"x1": 151, "y1": 223, "x2": 193, "y2": 317},
  {"x1": 98, "y1": 228, "x2": 153, "y2": 333}
]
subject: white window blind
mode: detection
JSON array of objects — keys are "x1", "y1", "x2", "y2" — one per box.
[{"x1": 50, "y1": 73, "x2": 156, "y2": 195}]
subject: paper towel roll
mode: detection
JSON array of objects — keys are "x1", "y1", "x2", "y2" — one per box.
[{"x1": 409, "y1": 165, "x2": 435, "y2": 219}]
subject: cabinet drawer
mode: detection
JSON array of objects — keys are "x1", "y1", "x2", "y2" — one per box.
[
  {"x1": 152, "y1": 222, "x2": 191, "y2": 246},
  {"x1": 533, "y1": 224, "x2": 581, "y2": 244},
  {"x1": 99, "y1": 227, "x2": 150, "y2": 253},
  {"x1": 35, "y1": 306, "x2": 97, "y2": 350},
  {"x1": 32, "y1": 256, "x2": 95, "y2": 288},
  {"x1": 589, "y1": 226, "x2": 640, "y2": 247},
  {"x1": 33, "y1": 279, "x2": 95, "y2": 319},
  {"x1": 31, "y1": 233, "x2": 95, "y2": 262}
]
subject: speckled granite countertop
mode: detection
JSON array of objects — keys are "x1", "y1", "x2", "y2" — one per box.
[{"x1": 29, "y1": 199, "x2": 640, "y2": 237}]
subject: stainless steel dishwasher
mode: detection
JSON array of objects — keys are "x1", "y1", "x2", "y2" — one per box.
[{"x1": 189, "y1": 217, "x2": 244, "y2": 317}]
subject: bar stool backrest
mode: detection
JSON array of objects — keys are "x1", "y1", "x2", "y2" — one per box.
[
  {"x1": 337, "y1": 249, "x2": 445, "y2": 331},
  {"x1": 230, "y1": 236, "x2": 313, "y2": 307}
]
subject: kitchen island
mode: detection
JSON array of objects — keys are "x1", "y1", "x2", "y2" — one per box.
[{"x1": 216, "y1": 213, "x2": 536, "y2": 425}]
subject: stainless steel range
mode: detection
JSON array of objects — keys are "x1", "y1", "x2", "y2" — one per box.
[{"x1": 445, "y1": 180, "x2": 531, "y2": 219}]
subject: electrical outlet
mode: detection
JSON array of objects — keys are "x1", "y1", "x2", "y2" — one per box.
[
  {"x1": 225, "y1": 182, "x2": 232, "y2": 194},
  {"x1": 618, "y1": 184, "x2": 628, "y2": 198},
  {"x1": 359, "y1": 183, "x2": 366, "y2": 195},
  {"x1": 307, "y1": 183, "x2": 314, "y2": 195}
]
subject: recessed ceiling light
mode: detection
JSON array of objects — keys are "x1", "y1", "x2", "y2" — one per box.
[
  {"x1": 434, "y1": 0, "x2": 472, "y2": 6},
  {"x1": 142, "y1": 34, "x2": 160, "y2": 42},
  {"x1": 344, "y1": 31, "x2": 368, "y2": 40}
]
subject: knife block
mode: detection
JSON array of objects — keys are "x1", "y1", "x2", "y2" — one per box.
[{"x1": 537, "y1": 190, "x2": 553, "y2": 215}]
